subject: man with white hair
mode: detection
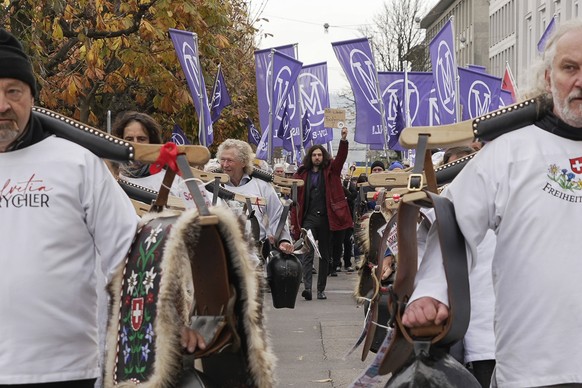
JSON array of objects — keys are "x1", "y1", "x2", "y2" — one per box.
[
  {"x1": 216, "y1": 139, "x2": 293, "y2": 255},
  {"x1": 403, "y1": 20, "x2": 582, "y2": 387},
  {"x1": 273, "y1": 162, "x2": 286, "y2": 177}
]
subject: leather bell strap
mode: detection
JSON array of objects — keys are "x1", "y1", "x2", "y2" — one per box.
[
  {"x1": 409, "y1": 134, "x2": 437, "y2": 193},
  {"x1": 245, "y1": 197, "x2": 261, "y2": 244},
  {"x1": 394, "y1": 191, "x2": 470, "y2": 347},
  {"x1": 375, "y1": 190, "x2": 470, "y2": 376},
  {"x1": 274, "y1": 202, "x2": 291, "y2": 245},
  {"x1": 176, "y1": 154, "x2": 211, "y2": 216}
]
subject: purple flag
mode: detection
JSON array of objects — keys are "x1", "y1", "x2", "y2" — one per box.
[
  {"x1": 390, "y1": 100, "x2": 405, "y2": 150},
  {"x1": 377, "y1": 72, "x2": 436, "y2": 149},
  {"x1": 254, "y1": 44, "x2": 296, "y2": 149},
  {"x1": 247, "y1": 117, "x2": 260, "y2": 145},
  {"x1": 537, "y1": 16, "x2": 556, "y2": 53},
  {"x1": 299, "y1": 62, "x2": 332, "y2": 145},
  {"x1": 171, "y1": 124, "x2": 191, "y2": 145},
  {"x1": 169, "y1": 28, "x2": 213, "y2": 146},
  {"x1": 498, "y1": 89, "x2": 514, "y2": 108},
  {"x1": 276, "y1": 103, "x2": 290, "y2": 139},
  {"x1": 458, "y1": 67, "x2": 502, "y2": 120},
  {"x1": 378, "y1": 72, "x2": 404, "y2": 151},
  {"x1": 275, "y1": 97, "x2": 299, "y2": 151},
  {"x1": 429, "y1": 19, "x2": 459, "y2": 124},
  {"x1": 378, "y1": 72, "x2": 435, "y2": 127},
  {"x1": 332, "y1": 38, "x2": 385, "y2": 145},
  {"x1": 408, "y1": 72, "x2": 436, "y2": 126},
  {"x1": 467, "y1": 64, "x2": 487, "y2": 73},
  {"x1": 256, "y1": 50, "x2": 303, "y2": 160},
  {"x1": 210, "y1": 65, "x2": 231, "y2": 123}
]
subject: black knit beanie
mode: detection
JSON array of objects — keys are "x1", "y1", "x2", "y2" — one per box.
[
  {"x1": 370, "y1": 160, "x2": 385, "y2": 171},
  {"x1": 0, "y1": 29, "x2": 37, "y2": 96}
]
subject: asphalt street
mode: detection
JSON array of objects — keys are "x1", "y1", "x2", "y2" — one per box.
[{"x1": 264, "y1": 268, "x2": 391, "y2": 387}]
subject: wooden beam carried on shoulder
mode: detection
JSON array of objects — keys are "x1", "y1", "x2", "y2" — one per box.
[
  {"x1": 190, "y1": 168, "x2": 229, "y2": 183},
  {"x1": 134, "y1": 143, "x2": 210, "y2": 165},
  {"x1": 399, "y1": 122, "x2": 474, "y2": 149},
  {"x1": 399, "y1": 98, "x2": 541, "y2": 148},
  {"x1": 367, "y1": 171, "x2": 425, "y2": 189}
]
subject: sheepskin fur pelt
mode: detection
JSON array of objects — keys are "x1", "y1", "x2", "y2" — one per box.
[{"x1": 103, "y1": 206, "x2": 276, "y2": 388}]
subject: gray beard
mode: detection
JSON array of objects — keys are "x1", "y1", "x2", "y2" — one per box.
[
  {"x1": 0, "y1": 126, "x2": 19, "y2": 143},
  {"x1": 551, "y1": 84, "x2": 582, "y2": 127}
]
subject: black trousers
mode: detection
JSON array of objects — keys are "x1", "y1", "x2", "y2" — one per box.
[
  {"x1": 0, "y1": 379, "x2": 97, "y2": 388},
  {"x1": 301, "y1": 219, "x2": 331, "y2": 292},
  {"x1": 342, "y1": 227, "x2": 354, "y2": 268},
  {"x1": 331, "y1": 229, "x2": 346, "y2": 269},
  {"x1": 470, "y1": 359, "x2": 495, "y2": 388}
]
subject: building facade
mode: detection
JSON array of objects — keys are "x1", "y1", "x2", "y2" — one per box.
[{"x1": 422, "y1": 0, "x2": 581, "y2": 96}]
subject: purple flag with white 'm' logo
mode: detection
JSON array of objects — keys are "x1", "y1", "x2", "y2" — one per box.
[
  {"x1": 299, "y1": 62, "x2": 332, "y2": 145},
  {"x1": 377, "y1": 72, "x2": 436, "y2": 149},
  {"x1": 210, "y1": 65, "x2": 231, "y2": 123},
  {"x1": 458, "y1": 67, "x2": 502, "y2": 120},
  {"x1": 256, "y1": 50, "x2": 303, "y2": 160},
  {"x1": 171, "y1": 124, "x2": 191, "y2": 145},
  {"x1": 169, "y1": 28, "x2": 213, "y2": 146},
  {"x1": 429, "y1": 19, "x2": 459, "y2": 124},
  {"x1": 254, "y1": 44, "x2": 296, "y2": 149},
  {"x1": 332, "y1": 38, "x2": 385, "y2": 145}
]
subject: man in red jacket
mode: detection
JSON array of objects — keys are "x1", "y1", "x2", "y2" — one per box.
[{"x1": 290, "y1": 127, "x2": 352, "y2": 300}]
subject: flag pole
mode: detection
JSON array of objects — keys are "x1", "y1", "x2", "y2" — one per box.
[
  {"x1": 289, "y1": 116, "x2": 297, "y2": 164},
  {"x1": 194, "y1": 34, "x2": 206, "y2": 147},
  {"x1": 505, "y1": 61, "x2": 519, "y2": 100},
  {"x1": 450, "y1": 16, "x2": 462, "y2": 124},
  {"x1": 403, "y1": 63, "x2": 412, "y2": 163},
  {"x1": 368, "y1": 37, "x2": 390, "y2": 153},
  {"x1": 267, "y1": 49, "x2": 275, "y2": 165}
]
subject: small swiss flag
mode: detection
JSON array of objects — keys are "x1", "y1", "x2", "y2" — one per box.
[{"x1": 569, "y1": 157, "x2": 582, "y2": 174}]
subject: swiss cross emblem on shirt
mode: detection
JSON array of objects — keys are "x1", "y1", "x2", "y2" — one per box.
[{"x1": 570, "y1": 157, "x2": 582, "y2": 174}]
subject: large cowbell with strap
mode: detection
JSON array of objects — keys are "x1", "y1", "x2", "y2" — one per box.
[{"x1": 267, "y1": 250, "x2": 302, "y2": 309}]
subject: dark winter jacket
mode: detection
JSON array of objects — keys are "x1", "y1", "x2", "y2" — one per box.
[{"x1": 290, "y1": 140, "x2": 353, "y2": 240}]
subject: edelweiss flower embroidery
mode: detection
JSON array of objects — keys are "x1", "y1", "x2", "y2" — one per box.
[
  {"x1": 127, "y1": 271, "x2": 138, "y2": 295},
  {"x1": 143, "y1": 267, "x2": 157, "y2": 293},
  {"x1": 144, "y1": 223, "x2": 163, "y2": 250}
]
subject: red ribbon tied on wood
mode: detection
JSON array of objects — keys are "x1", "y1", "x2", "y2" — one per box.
[{"x1": 149, "y1": 142, "x2": 180, "y2": 175}]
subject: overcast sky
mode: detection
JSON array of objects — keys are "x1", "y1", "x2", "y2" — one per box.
[{"x1": 252, "y1": 0, "x2": 438, "y2": 94}]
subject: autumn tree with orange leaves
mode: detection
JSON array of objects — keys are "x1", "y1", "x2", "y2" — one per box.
[{"x1": 1, "y1": 0, "x2": 259, "y2": 149}]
